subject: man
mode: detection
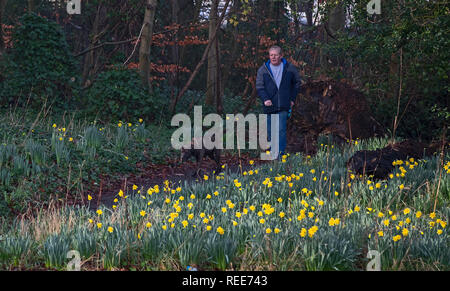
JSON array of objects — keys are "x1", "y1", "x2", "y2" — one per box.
[{"x1": 256, "y1": 45, "x2": 301, "y2": 160}]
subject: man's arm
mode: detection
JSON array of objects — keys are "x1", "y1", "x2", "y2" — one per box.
[{"x1": 256, "y1": 66, "x2": 270, "y2": 103}]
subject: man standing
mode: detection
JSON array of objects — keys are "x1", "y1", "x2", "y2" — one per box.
[{"x1": 256, "y1": 45, "x2": 301, "y2": 160}]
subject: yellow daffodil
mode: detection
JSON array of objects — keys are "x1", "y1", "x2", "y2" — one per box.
[
  {"x1": 300, "y1": 228, "x2": 307, "y2": 237},
  {"x1": 402, "y1": 228, "x2": 409, "y2": 237}
]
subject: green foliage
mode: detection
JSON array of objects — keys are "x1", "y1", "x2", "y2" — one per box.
[
  {"x1": 315, "y1": 0, "x2": 449, "y2": 141},
  {"x1": 71, "y1": 227, "x2": 98, "y2": 260},
  {"x1": 0, "y1": 13, "x2": 80, "y2": 109},
  {"x1": 176, "y1": 232, "x2": 208, "y2": 267},
  {"x1": 84, "y1": 66, "x2": 165, "y2": 122},
  {"x1": 0, "y1": 235, "x2": 34, "y2": 267},
  {"x1": 205, "y1": 235, "x2": 238, "y2": 270},
  {"x1": 140, "y1": 228, "x2": 166, "y2": 262},
  {"x1": 40, "y1": 234, "x2": 71, "y2": 269},
  {"x1": 100, "y1": 226, "x2": 138, "y2": 270},
  {"x1": 0, "y1": 108, "x2": 180, "y2": 218}
]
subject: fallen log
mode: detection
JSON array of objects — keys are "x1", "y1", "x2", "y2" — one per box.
[{"x1": 346, "y1": 139, "x2": 447, "y2": 179}]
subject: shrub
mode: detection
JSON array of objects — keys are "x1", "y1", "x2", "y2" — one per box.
[
  {"x1": 0, "y1": 13, "x2": 80, "y2": 109},
  {"x1": 84, "y1": 66, "x2": 165, "y2": 122}
]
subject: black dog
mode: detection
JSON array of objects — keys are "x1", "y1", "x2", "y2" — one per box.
[{"x1": 180, "y1": 137, "x2": 222, "y2": 177}]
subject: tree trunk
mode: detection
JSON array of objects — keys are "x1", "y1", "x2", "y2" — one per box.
[
  {"x1": 219, "y1": 0, "x2": 241, "y2": 100},
  {"x1": 0, "y1": 0, "x2": 7, "y2": 58},
  {"x1": 387, "y1": 51, "x2": 400, "y2": 99},
  {"x1": 28, "y1": 0, "x2": 35, "y2": 12},
  {"x1": 139, "y1": 0, "x2": 158, "y2": 95},
  {"x1": 176, "y1": 0, "x2": 198, "y2": 77},
  {"x1": 305, "y1": 0, "x2": 314, "y2": 40},
  {"x1": 321, "y1": 2, "x2": 346, "y2": 69},
  {"x1": 328, "y1": 2, "x2": 346, "y2": 35},
  {"x1": 171, "y1": 0, "x2": 231, "y2": 115},
  {"x1": 206, "y1": 0, "x2": 219, "y2": 106},
  {"x1": 193, "y1": 0, "x2": 203, "y2": 23},
  {"x1": 170, "y1": 0, "x2": 179, "y2": 69},
  {"x1": 215, "y1": 37, "x2": 222, "y2": 115},
  {"x1": 169, "y1": 0, "x2": 180, "y2": 96},
  {"x1": 305, "y1": 0, "x2": 313, "y2": 26},
  {"x1": 82, "y1": 3, "x2": 102, "y2": 88}
]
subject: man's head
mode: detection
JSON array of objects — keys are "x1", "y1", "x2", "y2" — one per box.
[{"x1": 268, "y1": 45, "x2": 283, "y2": 66}]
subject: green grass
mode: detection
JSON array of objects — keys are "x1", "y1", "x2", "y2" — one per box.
[
  {"x1": 0, "y1": 135, "x2": 448, "y2": 270},
  {"x1": 0, "y1": 104, "x2": 266, "y2": 217},
  {"x1": 0, "y1": 107, "x2": 180, "y2": 216}
]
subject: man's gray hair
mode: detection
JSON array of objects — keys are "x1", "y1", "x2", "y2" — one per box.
[{"x1": 268, "y1": 45, "x2": 282, "y2": 55}]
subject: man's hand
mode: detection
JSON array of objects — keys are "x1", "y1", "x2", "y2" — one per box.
[{"x1": 264, "y1": 100, "x2": 272, "y2": 106}]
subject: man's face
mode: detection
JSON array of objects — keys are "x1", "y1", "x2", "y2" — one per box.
[{"x1": 269, "y1": 49, "x2": 282, "y2": 66}]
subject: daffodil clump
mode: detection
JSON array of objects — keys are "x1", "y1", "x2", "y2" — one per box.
[
  {"x1": 0, "y1": 113, "x2": 170, "y2": 220},
  {"x1": 0, "y1": 137, "x2": 448, "y2": 270}
]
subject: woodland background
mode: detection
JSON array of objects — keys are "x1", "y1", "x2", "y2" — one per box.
[
  {"x1": 0, "y1": 0, "x2": 448, "y2": 217},
  {"x1": 0, "y1": 1, "x2": 449, "y2": 271},
  {"x1": 0, "y1": 0, "x2": 447, "y2": 139}
]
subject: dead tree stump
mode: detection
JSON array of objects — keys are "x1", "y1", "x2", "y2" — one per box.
[{"x1": 286, "y1": 78, "x2": 384, "y2": 155}]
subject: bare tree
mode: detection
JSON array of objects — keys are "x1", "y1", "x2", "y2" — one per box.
[
  {"x1": 0, "y1": 0, "x2": 7, "y2": 58},
  {"x1": 139, "y1": 0, "x2": 158, "y2": 94},
  {"x1": 28, "y1": 0, "x2": 35, "y2": 12},
  {"x1": 206, "y1": 0, "x2": 219, "y2": 106},
  {"x1": 169, "y1": 0, "x2": 231, "y2": 115},
  {"x1": 82, "y1": 3, "x2": 109, "y2": 88}
]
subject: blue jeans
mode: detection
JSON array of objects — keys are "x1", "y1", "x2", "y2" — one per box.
[{"x1": 267, "y1": 110, "x2": 288, "y2": 159}]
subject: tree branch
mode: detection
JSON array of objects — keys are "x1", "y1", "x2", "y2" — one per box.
[{"x1": 74, "y1": 22, "x2": 209, "y2": 58}]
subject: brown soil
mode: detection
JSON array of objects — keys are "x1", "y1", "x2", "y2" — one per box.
[{"x1": 87, "y1": 151, "x2": 274, "y2": 209}]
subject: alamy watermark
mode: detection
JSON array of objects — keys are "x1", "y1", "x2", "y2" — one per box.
[
  {"x1": 67, "y1": 0, "x2": 81, "y2": 15},
  {"x1": 366, "y1": 250, "x2": 381, "y2": 271},
  {"x1": 66, "y1": 250, "x2": 81, "y2": 271},
  {"x1": 367, "y1": 0, "x2": 381, "y2": 15}
]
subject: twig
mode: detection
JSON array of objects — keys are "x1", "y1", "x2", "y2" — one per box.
[
  {"x1": 74, "y1": 22, "x2": 209, "y2": 58},
  {"x1": 391, "y1": 48, "x2": 403, "y2": 143},
  {"x1": 123, "y1": 22, "x2": 145, "y2": 66},
  {"x1": 20, "y1": 98, "x2": 45, "y2": 147}
]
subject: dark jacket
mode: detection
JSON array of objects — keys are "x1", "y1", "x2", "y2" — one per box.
[{"x1": 256, "y1": 58, "x2": 301, "y2": 114}]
